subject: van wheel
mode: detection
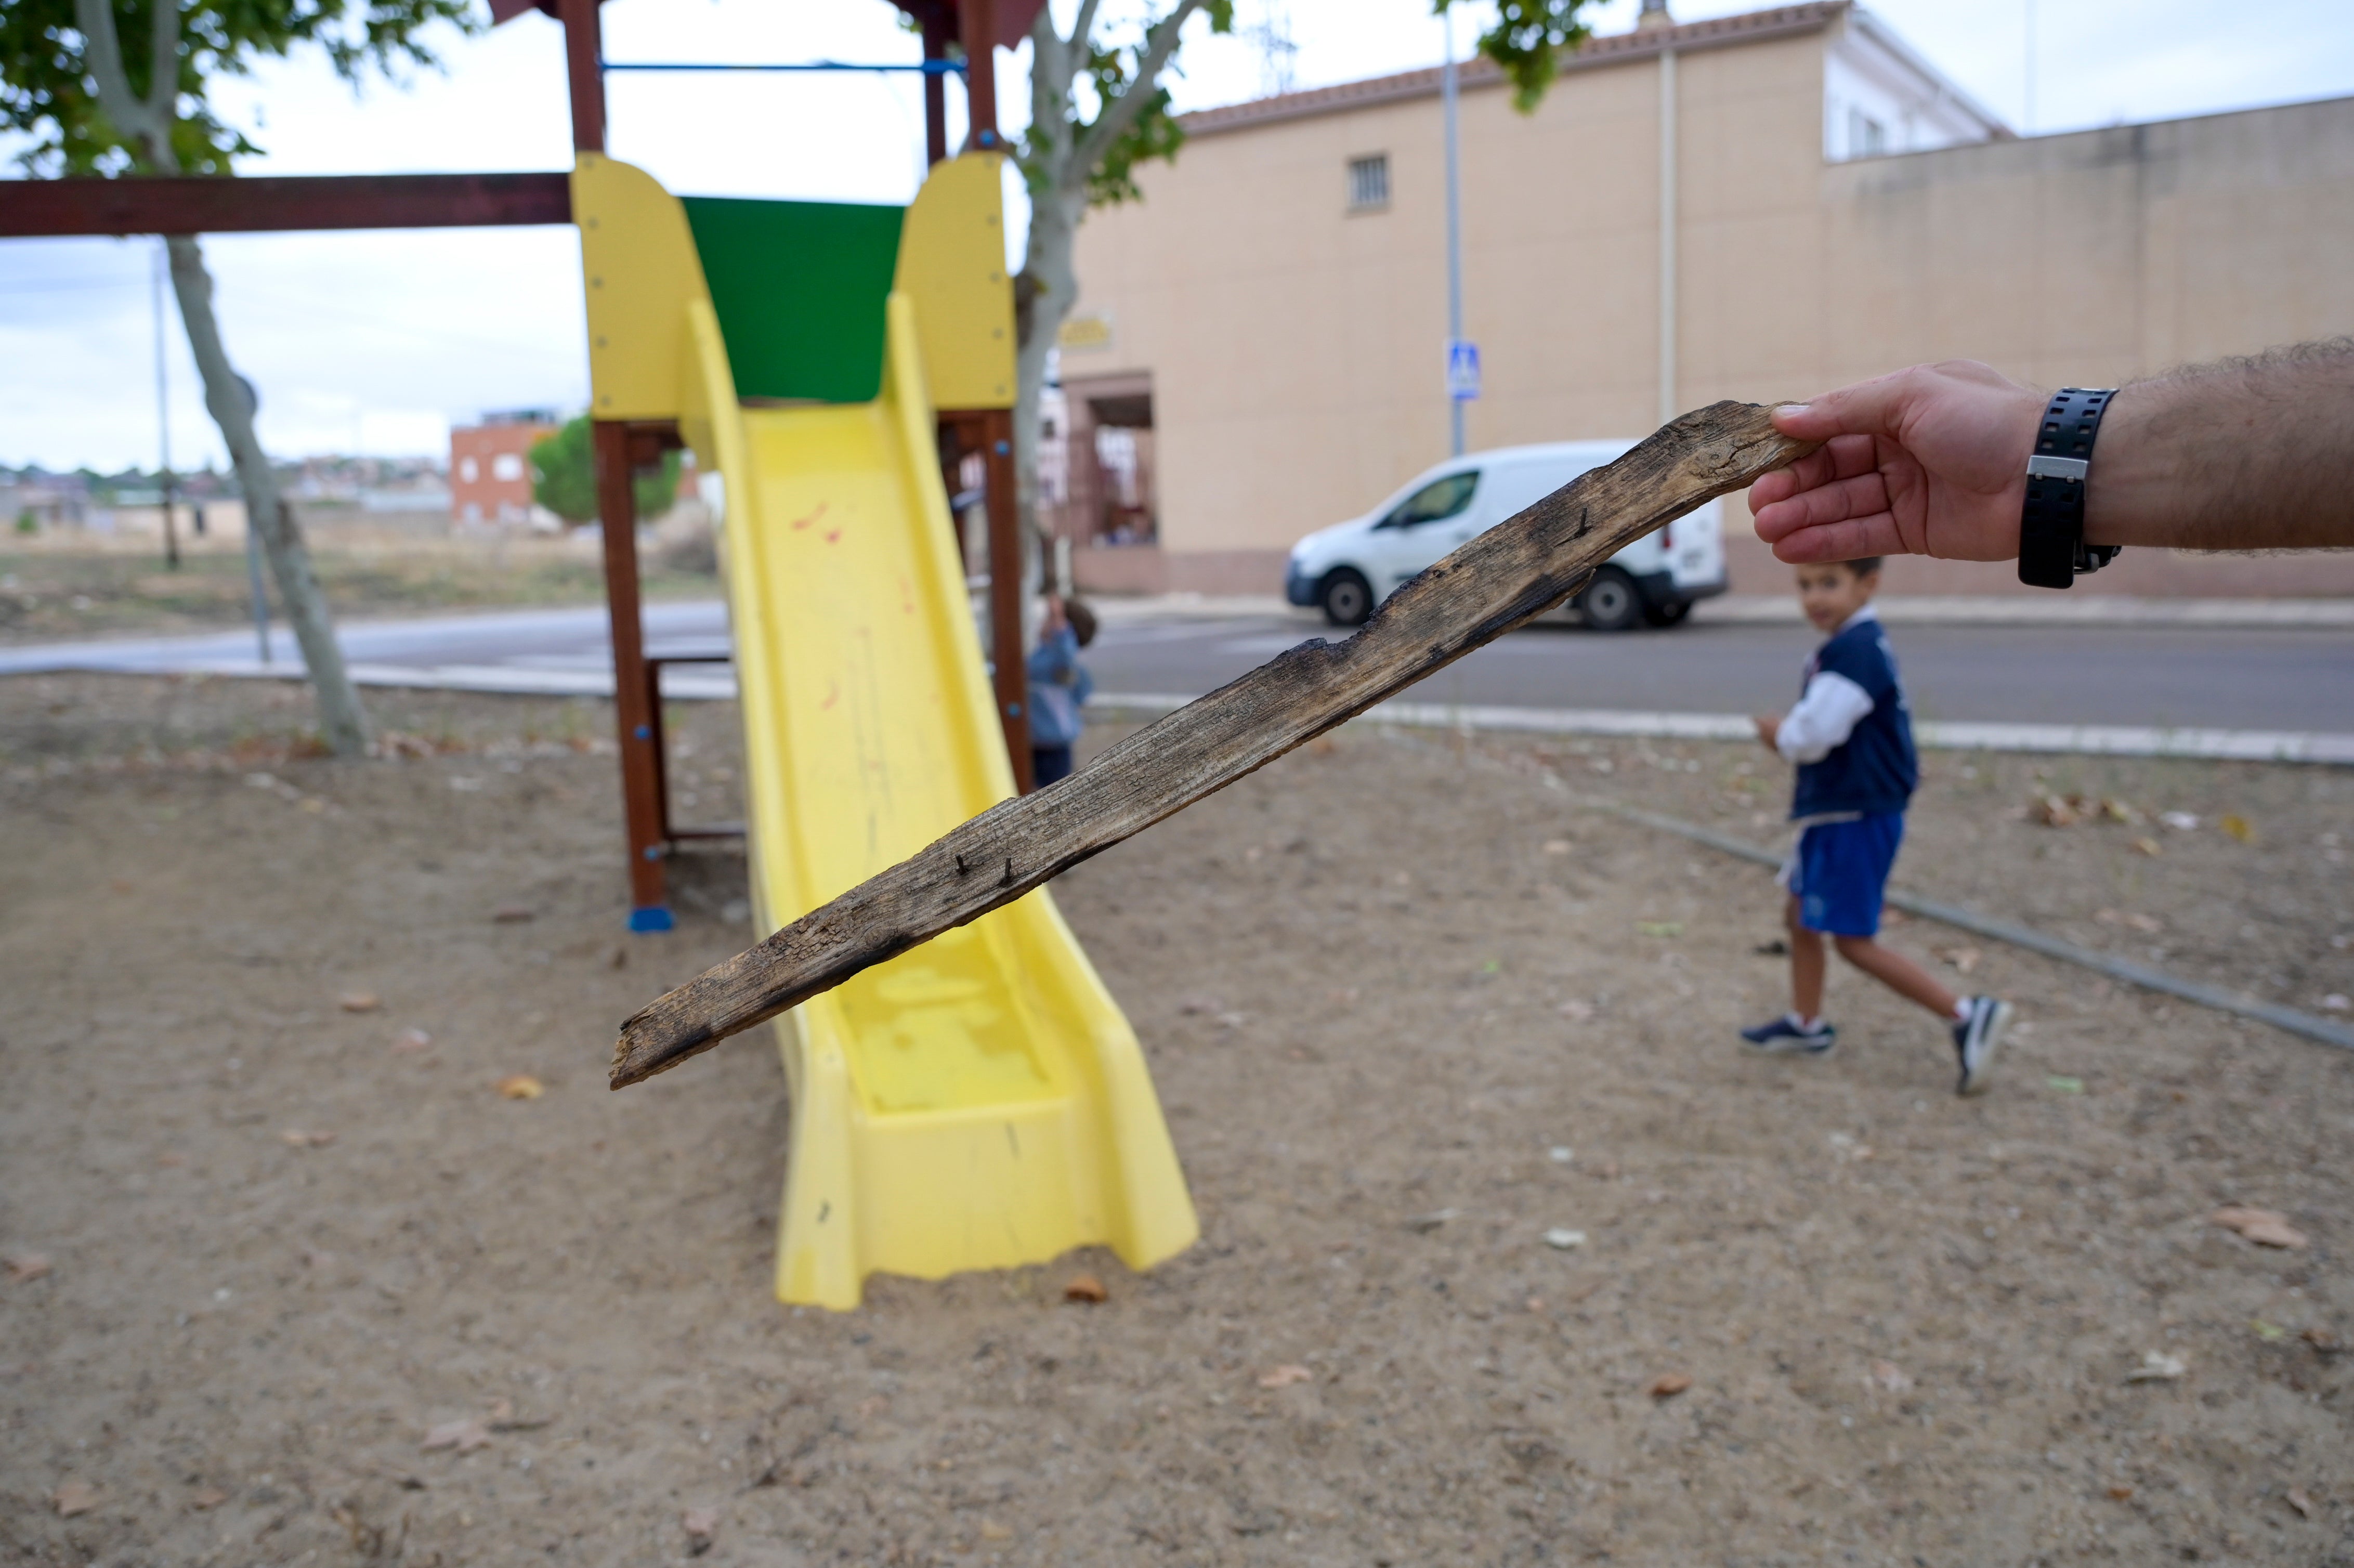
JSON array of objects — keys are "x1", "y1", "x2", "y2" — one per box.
[
  {"x1": 1576, "y1": 567, "x2": 1643, "y2": 632},
  {"x1": 1319, "y1": 568, "x2": 1374, "y2": 627},
  {"x1": 1642, "y1": 599, "x2": 1692, "y2": 628}
]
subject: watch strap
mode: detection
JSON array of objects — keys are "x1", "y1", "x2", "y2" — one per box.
[{"x1": 2019, "y1": 387, "x2": 2118, "y2": 590}]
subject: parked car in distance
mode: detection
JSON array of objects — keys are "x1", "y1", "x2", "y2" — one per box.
[{"x1": 1283, "y1": 440, "x2": 1728, "y2": 630}]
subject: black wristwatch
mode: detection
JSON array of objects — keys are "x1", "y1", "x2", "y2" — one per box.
[{"x1": 2018, "y1": 387, "x2": 2123, "y2": 589}]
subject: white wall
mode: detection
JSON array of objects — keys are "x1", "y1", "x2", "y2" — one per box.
[{"x1": 1825, "y1": 11, "x2": 2006, "y2": 161}]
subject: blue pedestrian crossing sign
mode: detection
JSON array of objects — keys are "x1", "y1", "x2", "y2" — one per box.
[{"x1": 1445, "y1": 338, "x2": 1482, "y2": 401}]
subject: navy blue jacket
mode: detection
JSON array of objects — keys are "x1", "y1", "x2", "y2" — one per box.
[{"x1": 1791, "y1": 614, "x2": 1918, "y2": 819}]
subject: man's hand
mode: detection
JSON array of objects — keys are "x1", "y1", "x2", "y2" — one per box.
[
  {"x1": 1754, "y1": 713, "x2": 1782, "y2": 752},
  {"x1": 1749, "y1": 360, "x2": 2043, "y2": 565}
]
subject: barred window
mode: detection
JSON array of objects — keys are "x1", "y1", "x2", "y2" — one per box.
[{"x1": 1346, "y1": 153, "x2": 1390, "y2": 212}]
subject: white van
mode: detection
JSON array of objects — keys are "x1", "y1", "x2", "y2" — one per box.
[{"x1": 1282, "y1": 440, "x2": 1728, "y2": 630}]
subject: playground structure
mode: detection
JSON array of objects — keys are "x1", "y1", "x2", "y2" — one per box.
[
  {"x1": 6, "y1": 0, "x2": 1199, "y2": 1308},
  {"x1": 573, "y1": 149, "x2": 1196, "y2": 1304}
]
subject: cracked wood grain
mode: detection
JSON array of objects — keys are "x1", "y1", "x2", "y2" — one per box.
[{"x1": 611, "y1": 400, "x2": 1815, "y2": 1088}]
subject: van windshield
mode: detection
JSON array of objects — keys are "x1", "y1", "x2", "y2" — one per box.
[{"x1": 1379, "y1": 471, "x2": 1479, "y2": 529}]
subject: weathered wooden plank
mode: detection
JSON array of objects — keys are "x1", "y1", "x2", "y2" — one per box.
[{"x1": 610, "y1": 400, "x2": 1813, "y2": 1088}]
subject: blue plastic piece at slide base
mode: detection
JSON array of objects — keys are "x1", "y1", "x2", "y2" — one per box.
[{"x1": 629, "y1": 906, "x2": 676, "y2": 934}]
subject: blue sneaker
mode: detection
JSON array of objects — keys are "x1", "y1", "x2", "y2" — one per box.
[
  {"x1": 1741, "y1": 1014, "x2": 1836, "y2": 1056},
  {"x1": 1952, "y1": 996, "x2": 2012, "y2": 1096}
]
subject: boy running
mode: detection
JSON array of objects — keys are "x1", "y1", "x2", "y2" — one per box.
[{"x1": 1741, "y1": 558, "x2": 2012, "y2": 1094}]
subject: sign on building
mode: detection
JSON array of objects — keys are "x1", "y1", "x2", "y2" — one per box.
[{"x1": 1445, "y1": 338, "x2": 1481, "y2": 401}]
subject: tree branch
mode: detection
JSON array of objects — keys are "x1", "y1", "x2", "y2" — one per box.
[
  {"x1": 74, "y1": 0, "x2": 168, "y2": 166},
  {"x1": 608, "y1": 403, "x2": 1815, "y2": 1087},
  {"x1": 1067, "y1": 0, "x2": 1104, "y2": 63},
  {"x1": 146, "y1": 0, "x2": 181, "y2": 130},
  {"x1": 1070, "y1": 0, "x2": 1204, "y2": 179}
]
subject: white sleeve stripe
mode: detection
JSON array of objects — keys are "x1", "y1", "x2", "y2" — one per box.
[{"x1": 1776, "y1": 669, "x2": 1876, "y2": 764}]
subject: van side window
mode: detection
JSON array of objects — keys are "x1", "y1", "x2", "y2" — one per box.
[{"x1": 1377, "y1": 472, "x2": 1479, "y2": 529}]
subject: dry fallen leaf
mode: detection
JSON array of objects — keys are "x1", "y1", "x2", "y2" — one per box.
[
  {"x1": 2212, "y1": 1206, "x2": 2310, "y2": 1249},
  {"x1": 1867, "y1": 1359, "x2": 1913, "y2": 1393},
  {"x1": 2304, "y1": 1326, "x2": 2342, "y2": 1353},
  {"x1": 5, "y1": 1252, "x2": 52, "y2": 1283},
  {"x1": 1646, "y1": 1373, "x2": 1693, "y2": 1399},
  {"x1": 2131, "y1": 836, "x2": 2162, "y2": 857},
  {"x1": 2107, "y1": 1484, "x2": 2135, "y2": 1501},
  {"x1": 2287, "y1": 1486, "x2": 2314, "y2": 1519},
  {"x1": 2126, "y1": 1351, "x2": 2187, "y2": 1383},
  {"x1": 391, "y1": 1028, "x2": 433, "y2": 1053},
  {"x1": 1063, "y1": 1274, "x2": 1107, "y2": 1304},
  {"x1": 493, "y1": 1075, "x2": 544, "y2": 1101},
  {"x1": 279, "y1": 1129, "x2": 336, "y2": 1148},
  {"x1": 421, "y1": 1418, "x2": 493, "y2": 1453},
  {"x1": 53, "y1": 1480, "x2": 97, "y2": 1517},
  {"x1": 189, "y1": 1486, "x2": 228, "y2": 1510},
  {"x1": 338, "y1": 991, "x2": 382, "y2": 1013},
  {"x1": 2033, "y1": 793, "x2": 2081, "y2": 827},
  {"x1": 2220, "y1": 813, "x2": 2255, "y2": 843},
  {"x1": 1257, "y1": 1364, "x2": 1313, "y2": 1389}
]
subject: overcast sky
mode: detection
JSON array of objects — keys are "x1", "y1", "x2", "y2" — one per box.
[{"x1": 5, "y1": 0, "x2": 2351, "y2": 472}]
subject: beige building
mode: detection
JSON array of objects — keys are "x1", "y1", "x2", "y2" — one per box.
[{"x1": 1054, "y1": 1, "x2": 2354, "y2": 596}]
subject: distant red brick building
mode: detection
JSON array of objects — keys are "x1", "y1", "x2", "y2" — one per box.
[{"x1": 450, "y1": 410, "x2": 558, "y2": 525}]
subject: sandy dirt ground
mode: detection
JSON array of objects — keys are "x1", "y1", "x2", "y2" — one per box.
[
  {"x1": 0, "y1": 530, "x2": 715, "y2": 646},
  {"x1": 3, "y1": 673, "x2": 2351, "y2": 1567}
]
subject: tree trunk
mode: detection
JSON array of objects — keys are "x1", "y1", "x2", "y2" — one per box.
[
  {"x1": 166, "y1": 235, "x2": 371, "y2": 755},
  {"x1": 1014, "y1": 187, "x2": 1081, "y2": 579},
  {"x1": 1014, "y1": 1, "x2": 1208, "y2": 623},
  {"x1": 70, "y1": 0, "x2": 371, "y2": 757},
  {"x1": 611, "y1": 403, "x2": 1815, "y2": 1086}
]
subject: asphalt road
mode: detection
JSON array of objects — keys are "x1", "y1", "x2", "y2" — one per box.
[
  {"x1": 6, "y1": 600, "x2": 2353, "y2": 734},
  {"x1": 1086, "y1": 611, "x2": 2354, "y2": 733}
]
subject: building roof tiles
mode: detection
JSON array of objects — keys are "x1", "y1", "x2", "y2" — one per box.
[{"x1": 1182, "y1": 2, "x2": 1851, "y2": 137}]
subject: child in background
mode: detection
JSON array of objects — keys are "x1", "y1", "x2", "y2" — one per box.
[
  {"x1": 1742, "y1": 558, "x2": 2013, "y2": 1095},
  {"x1": 1027, "y1": 594, "x2": 1097, "y2": 787}
]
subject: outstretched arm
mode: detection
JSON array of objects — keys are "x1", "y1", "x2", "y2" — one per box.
[{"x1": 1750, "y1": 341, "x2": 2354, "y2": 564}]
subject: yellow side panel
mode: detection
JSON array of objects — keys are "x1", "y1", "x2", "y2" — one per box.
[
  {"x1": 893, "y1": 152, "x2": 1017, "y2": 410},
  {"x1": 572, "y1": 153, "x2": 712, "y2": 422},
  {"x1": 687, "y1": 292, "x2": 1196, "y2": 1309}
]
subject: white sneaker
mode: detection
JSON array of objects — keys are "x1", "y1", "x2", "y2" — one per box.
[{"x1": 1952, "y1": 996, "x2": 2012, "y2": 1096}]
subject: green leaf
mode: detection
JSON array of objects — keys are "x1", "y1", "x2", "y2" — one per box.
[
  {"x1": 0, "y1": 0, "x2": 479, "y2": 176},
  {"x1": 1433, "y1": 0, "x2": 1601, "y2": 115}
]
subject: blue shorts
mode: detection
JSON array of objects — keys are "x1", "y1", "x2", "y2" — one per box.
[{"x1": 1783, "y1": 812, "x2": 1904, "y2": 937}]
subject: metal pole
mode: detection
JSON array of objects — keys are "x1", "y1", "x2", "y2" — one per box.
[
  {"x1": 1441, "y1": 6, "x2": 1465, "y2": 458},
  {"x1": 153, "y1": 239, "x2": 179, "y2": 569},
  {"x1": 1658, "y1": 44, "x2": 1678, "y2": 425}
]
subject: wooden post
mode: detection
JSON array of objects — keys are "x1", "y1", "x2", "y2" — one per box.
[
  {"x1": 562, "y1": 0, "x2": 672, "y2": 930},
  {"x1": 595, "y1": 420, "x2": 673, "y2": 930},
  {"x1": 921, "y1": 14, "x2": 950, "y2": 167},
  {"x1": 561, "y1": 0, "x2": 606, "y2": 153},
  {"x1": 611, "y1": 402, "x2": 1816, "y2": 1084},
  {"x1": 981, "y1": 409, "x2": 1032, "y2": 792},
  {"x1": 956, "y1": 0, "x2": 1000, "y2": 150}
]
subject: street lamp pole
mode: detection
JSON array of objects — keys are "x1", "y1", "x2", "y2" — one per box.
[{"x1": 1442, "y1": 5, "x2": 1466, "y2": 458}]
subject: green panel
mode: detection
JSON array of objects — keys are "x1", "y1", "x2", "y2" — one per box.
[{"x1": 683, "y1": 197, "x2": 905, "y2": 404}]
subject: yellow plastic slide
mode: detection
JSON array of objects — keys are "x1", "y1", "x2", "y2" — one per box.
[{"x1": 574, "y1": 153, "x2": 1197, "y2": 1309}]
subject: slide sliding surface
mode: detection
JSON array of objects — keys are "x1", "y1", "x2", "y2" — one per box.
[{"x1": 687, "y1": 297, "x2": 1196, "y2": 1309}]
